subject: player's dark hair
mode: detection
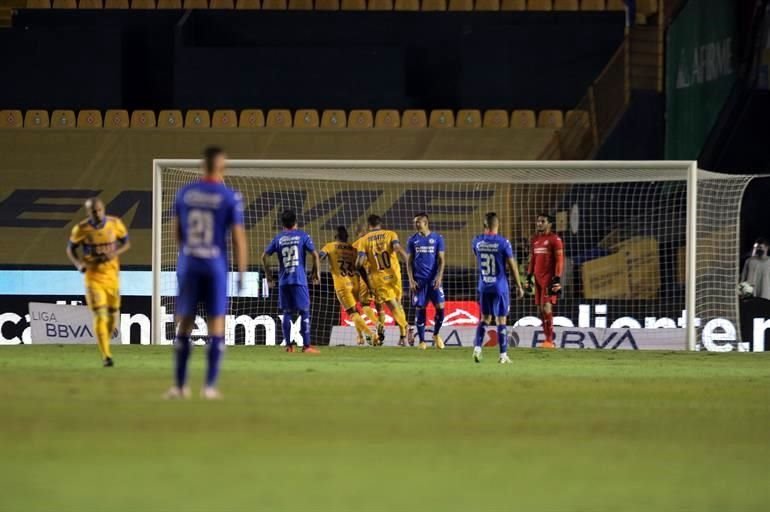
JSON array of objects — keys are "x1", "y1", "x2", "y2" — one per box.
[
  {"x1": 281, "y1": 209, "x2": 297, "y2": 229},
  {"x1": 203, "y1": 145, "x2": 225, "y2": 173},
  {"x1": 755, "y1": 237, "x2": 769, "y2": 246},
  {"x1": 538, "y1": 212, "x2": 555, "y2": 225},
  {"x1": 336, "y1": 226, "x2": 349, "y2": 242},
  {"x1": 414, "y1": 212, "x2": 429, "y2": 222},
  {"x1": 484, "y1": 212, "x2": 498, "y2": 228},
  {"x1": 367, "y1": 214, "x2": 382, "y2": 228}
]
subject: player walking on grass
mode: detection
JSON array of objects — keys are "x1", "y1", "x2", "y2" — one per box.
[
  {"x1": 471, "y1": 212, "x2": 524, "y2": 364},
  {"x1": 167, "y1": 146, "x2": 248, "y2": 400},
  {"x1": 352, "y1": 224, "x2": 384, "y2": 344},
  {"x1": 406, "y1": 213, "x2": 446, "y2": 350},
  {"x1": 317, "y1": 226, "x2": 375, "y2": 346},
  {"x1": 66, "y1": 198, "x2": 131, "y2": 367},
  {"x1": 355, "y1": 214, "x2": 413, "y2": 346},
  {"x1": 524, "y1": 213, "x2": 564, "y2": 349},
  {"x1": 262, "y1": 209, "x2": 321, "y2": 353}
]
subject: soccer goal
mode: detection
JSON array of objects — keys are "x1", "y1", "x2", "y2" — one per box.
[{"x1": 152, "y1": 160, "x2": 752, "y2": 351}]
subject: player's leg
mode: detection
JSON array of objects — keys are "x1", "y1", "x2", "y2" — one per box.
[
  {"x1": 86, "y1": 282, "x2": 112, "y2": 365},
  {"x1": 339, "y1": 284, "x2": 372, "y2": 345},
  {"x1": 278, "y1": 285, "x2": 296, "y2": 351},
  {"x1": 383, "y1": 290, "x2": 408, "y2": 346},
  {"x1": 412, "y1": 283, "x2": 428, "y2": 349},
  {"x1": 201, "y1": 271, "x2": 228, "y2": 398},
  {"x1": 474, "y1": 293, "x2": 493, "y2": 362},
  {"x1": 167, "y1": 270, "x2": 199, "y2": 398},
  {"x1": 296, "y1": 285, "x2": 318, "y2": 353},
  {"x1": 541, "y1": 301, "x2": 555, "y2": 349},
  {"x1": 429, "y1": 285, "x2": 446, "y2": 349},
  {"x1": 495, "y1": 314, "x2": 511, "y2": 364}
]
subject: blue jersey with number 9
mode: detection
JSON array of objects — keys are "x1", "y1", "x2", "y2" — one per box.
[
  {"x1": 472, "y1": 233, "x2": 514, "y2": 294},
  {"x1": 265, "y1": 229, "x2": 315, "y2": 286}
]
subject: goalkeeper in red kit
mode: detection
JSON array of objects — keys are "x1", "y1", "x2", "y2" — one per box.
[{"x1": 525, "y1": 213, "x2": 564, "y2": 349}]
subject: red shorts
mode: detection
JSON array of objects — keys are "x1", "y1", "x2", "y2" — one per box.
[{"x1": 534, "y1": 279, "x2": 558, "y2": 305}]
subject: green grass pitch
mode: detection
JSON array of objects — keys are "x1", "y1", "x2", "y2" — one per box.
[{"x1": 1, "y1": 346, "x2": 769, "y2": 512}]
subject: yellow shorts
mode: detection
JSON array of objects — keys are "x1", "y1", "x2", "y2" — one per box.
[
  {"x1": 85, "y1": 279, "x2": 120, "y2": 311},
  {"x1": 357, "y1": 278, "x2": 373, "y2": 304},
  {"x1": 334, "y1": 280, "x2": 358, "y2": 311},
  {"x1": 371, "y1": 277, "x2": 402, "y2": 304}
]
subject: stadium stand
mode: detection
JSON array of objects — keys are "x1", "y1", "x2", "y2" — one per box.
[
  {"x1": 394, "y1": 0, "x2": 419, "y2": 11},
  {"x1": 401, "y1": 110, "x2": 427, "y2": 128},
  {"x1": 105, "y1": 110, "x2": 130, "y2": 128},
  {"x1": 235, "y1": 0, "x2": 260, "y2": 7},
  {"x1": 456, "y1": 110, "x2": 482, "y2": 128},
  {"x1": 474, "y1": 0, "x2": 499, "y2": 10},
  {"x1": 294, "y1": 109, "x2": 320, "y2": 128},
  {"x1": 185, "y1": 110, "x2": 211, "y2": 128},
  {"x1": 77, "y1": 110, "x2": 103, "y2": 128},
  {"x1": 553, "y1": 0, "x2": 577, "y2": 10},
  {"x1": 581, "y1": 0, "x2": 604, "y2": 10},
  {"x1": 348, "y1": 110, "x2": 374, "y2": 128},
  {"x1": 106, "y1": 0, "x2": 130, "y2": 7},
  {"x1": 375, "y1": 110, "x2": 400, "y2": 128},
  {"x1": 238, "y1": 109, "x2": 265, "y2": 127},
  {"x1": 321, "y1": 110, "x2": 346, "y2": 128},
  {"x1": 528, "y1": 0, "x2": 552, "y2": 10},
  {"x1": 448, "y1": 0, "x2": 473, "y2": 10},
  {"x1": 52, "y1": 0, "x2": 76, "y2": 7},
  {"x1": 24, "y1": 110, "x2": 50, "y2": 128},
  {"x1": 130, "y1": 0, "x2": 155, "y2": 8},
  {"x1": 537, "y1": 109, "x2": 564, "y2": 129},
  {"x1": 500, "y1": 0, "x2": 524, "y2": 9},
  {"x1": 482, "y1": 110, "x2": 509, "y2": 128},
  {"x1": 79, "y1": 0, "x2": 104, "y2": 8},
  {"x1": 51, "y1": 110, "x2": 76, "y2": 128},
  {"x1": 130, "y1": 110, "x2": 157, "y2": 128},
  {"x1": 367, "y1": 0, "x2": 393, "y2": 9},
  {"x1": 266, "y1": 109, "x2": 292, "y2": 127},
  {"x1": 421, "y1": 0, "x2": 446, "y2": 11},
  {"x1": 158, "y1": 110, "x2": 183, "y2": 128},
  {"x1": 511, "y1": 109, "x2": 536, "y2": 128},
  {"x1": 212, "y1": 110, "x2": 238, "y2": 127},
  {"x1": 288, "y1": 0, "x2": 313, "y2": 9},
  {"x1": 262, "y1": 0, "x2": 287, "y2": 8},
  {"x1": 340, "y1": 0, "x2": 365, "y2": 9},
  {"x1": 16, "y1": 0, "x2": 638, "y2": 7},
  {"x1": 0, "y1": 110, "x2": 23, "y2": 129},
  {"x1": 315, "y1": 0, "x2": 339, "y2": 9},
  {"x1": 429, "y1": 110, "x2": 454, "y2": 128}
]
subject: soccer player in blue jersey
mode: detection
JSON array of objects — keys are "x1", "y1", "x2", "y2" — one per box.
[
  {"x1": 261, "y1": 209, "x2": 321, "y2": 353},
  {"x1": 407, "y1": 213, "x2": 446, "y2": 350},
  {"x1": 167, "y1": 146, "x2": 248, "y2": 400},
  {"x1": 471, "y1": 212, "x2": 524, "y2": 364}
]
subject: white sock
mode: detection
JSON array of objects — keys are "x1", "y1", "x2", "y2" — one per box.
[{"x1": 474, "y1": 346, "x2": 482, "y2": 353}]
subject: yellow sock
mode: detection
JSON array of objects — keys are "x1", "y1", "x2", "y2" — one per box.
[
  {"x1": 94, "y1": 309, "x2": 112, "y2": 359},
  {"x1": 350, "y1": 312, "x2": 372, "y2": 338},
  {"x1": 362, "y1": 306, "x2": 379, "y2": 325},
  {"x1": 106, "y1": 311, "x2": 116, "y2": 339},
  {"x1": 390, "y1": 305, "x2": 408, "y2": 337},
  {"x1": 378, "y1": 308, "x2": 386, "y2": 327}
]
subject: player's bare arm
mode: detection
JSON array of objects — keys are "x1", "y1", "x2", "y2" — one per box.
[
  {"x1": 261, "y1": 251, "x2": 274, "y2": 288},
  {"x1": 231, "y1": 224, "x2": 248, "y2": 293},
  {"x1": 434, "y1": 250, "x2": 445, "y2": 290},
  {"x1": 355, "y1": 252, "x2": 373, "y2": 291},
  {"x1": 508, "y1": 256, "x2": 525, "y2": 299},
  {"x1": 311, "y1": 250, "x2": 321, "y2": 285},
  {"x1": 395, "y1": 241, "x2": 416, "y2": 289},
  {"x1": 406, "y1": 251, "x2": 417, "y2": 292},
  {"x1": 65, "y1": 243, "x2": 85, "y2": 273}
]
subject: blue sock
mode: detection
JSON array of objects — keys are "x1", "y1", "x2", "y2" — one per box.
[
  {"x1": 206, "y1": 335, "x2": 225, "y2": 388},
  {"x1": 433, "y1": 308, "x2": 444, "y2": 338},
  {"x1": 474, "y1": 322, "x2": 487, "y2": 348},
  {"x1": 415, "y1": 308, "x2": 426, "y2": 342},
  {"x1": 300, "y1": 310, "x2": 311, "y2": 347},
  {"x1": 282, "y1": 311, "x2": 293, "y2": 346},
  {"x1": 174, "y1": 335, "x2": 191, "y2": 389},
  {"x1": 498, "y1": 325, "x2": 508, "y2": 354}
]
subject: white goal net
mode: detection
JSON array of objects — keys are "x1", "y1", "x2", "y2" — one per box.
[{"x1": 152, "y1": 161, "x2": 751, "y2": 351}]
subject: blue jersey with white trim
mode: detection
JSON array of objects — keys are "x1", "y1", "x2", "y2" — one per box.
[{"x1": 471, "y1": 233, "x2": 514, "y2": 294}]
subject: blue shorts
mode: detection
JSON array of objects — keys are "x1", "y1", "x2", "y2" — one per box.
[
  {"x1": 279, "y1": 284, "x2": 310, "y2": 312},
  {"x1": 479, "y1": 290, "x2": 509, "y2": 317},
  {"x1": 176, "y1": 267, "x2": 228, "y2": 317},
  {"x1": 411, "y1": 280, "x2": 446, "y2": 308}
]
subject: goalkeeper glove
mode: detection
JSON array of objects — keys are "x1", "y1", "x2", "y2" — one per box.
[{"x1": 549, "y1": 276, "x2": 562, "y2": 297}]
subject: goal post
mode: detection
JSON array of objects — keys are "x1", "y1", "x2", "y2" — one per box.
[{"x1": 152, "y1": 159, "x2": 751, "y2": 351}]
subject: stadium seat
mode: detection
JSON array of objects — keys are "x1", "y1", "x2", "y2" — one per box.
[
  {"x1": 130, "y1": 110, "x2": 157, "y2": 128},
  {"x1": 511, "y1": 109, "x2": 536, "y2": 128},
  {"x1": 456, "y1": 109, "x2": 481, "y2": 128},
  {"x1": 24, "y1": 110, "x2": 50, "y2": 128},
  {"x1": 156, "y1": 0, "x2": 181, "y2": 7},
  {"x1": 528, "y1": 0, "x2": 552, "y2": 9},
  {"x1": 27, "y1": 0, "x2": 52, "y2": 8},
  {"x1": 348, "y1": 110, "x2": 373, "y2": 128},
  {"x1": 606, "y1": 0, "x2": 623, "y2": 9},
  {"x1": 106, "y1": 0, "x2": 130, "y2": 7},
  {"x1": 183, "y1": 0, "x2": 208, "y2": 7},
  {"x1": 500, "y1": 0, "x2": 523, "y2": 9},
  {"x1": 580, "y1": 0, "x2": 604, "y2": 10},
  {"x1": 553, "y1": 0, "x2": 577, "y2": 10},
  {"x1": 158, "y1": 110, "x2": 183, "y2": 128},
  {"x1": 321, "y1": 110, "x2": 347, "y2": 128},
  {"x1": 315, "y1": 0, "x2": 339, "y2": 8},
  {"x1": 340, "y1": 0, "x2": 364, "y2": 9},
  {"x1": 77, "y1": 110, "x2": 103, "y2": 128},
  {"x1": 428, "y1": 109, "x2": 454, "y2": 128},
  {"x1": 474, "y1": 0, "x2": 498, "y2": 10},
  {"x1": 51, "y1": 110, "x2": 76, "y2": 128},
  {"x1": 394, "y1": 0, "x2": 418, "y2": 10},
  {"x1": 537, "y1": 109, "x2": 564, "y2": 129},
  {"x1": 235, "y1": 0, "x2": 259, "y2": 6},
  {"x1": 210, "y1": 0, "x2": 234, "y2": 6},
  {"x1": 238, "y1": 109, "x2": 265, "y2": 128},
  {"x1": 52, "y1": 0, "x2": 77, "y2": 7},
  {"x1": 185, "y1": 110, "x2": 211, "y2": 128},
  {"x1": 266, "y1": 109, "x2": 292, "y2": 128},
  {"x1": 79, "y1": 0, "x2": 103, "y2": 7},
  {"x1": 294, "y1": 109, "x2": 320, "y2": 128},
  {"x1": 368, "y1": 0, "x2": 392, "y2": 8},
  {"x1": 288, "y1": 0, "x2": 312, "y2": 8},
  {"x1": 637, "y1": 0, "x2": 657, "y2": 15},
  {"x1": 401, "y1": 110, "x2": 427, "y2": 128},
  {"x1": 421, "y1": 0, "x2": 445, "y2": 10},
  {"x1": 130, "y1": 0, "x2": 155, "y2": 7},
  {"x1": 261, "y1": 0, "x2": 286, "y2": 8},
  {"x1": 565, "y1": 109, "x2": 590, "y2": 127},
  {"x1": 448, "y1": 0, "x2": 472, "y2": 10},
  {"x1": 212, "y1": 110, "x2": 237, "y2": 128},
  {"x1": 104, "y1": 110, "x2": 130, "y2": 128},
  {"x1": 374, "y1": 109, "x2": 400, "y2": 128},
  {"x1": 0, "y1": 110, "x2": 23, "y2": 129},
  {"x1": 482, "y1": 110, "x2": 509, "y2": 128}
]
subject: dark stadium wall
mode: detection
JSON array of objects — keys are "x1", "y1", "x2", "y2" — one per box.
[
  {"x1": 595, "y1": 91, "x2": 665, "y2": 160},
  {"x1": 5, "y1": 10, "x2": 625, "y2": 111}
]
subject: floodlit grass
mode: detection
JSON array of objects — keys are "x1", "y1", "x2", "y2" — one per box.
[{"x1": 1, "y1": 346, "x2": 769, "y2": 512}]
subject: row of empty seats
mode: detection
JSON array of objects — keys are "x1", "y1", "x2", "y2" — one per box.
[
  {"x1": 0, "y1": 108, "x2": 580, "y2": 129},
  {"x1": 26, "y1": 0, "x2": 633, "y2": 12}
]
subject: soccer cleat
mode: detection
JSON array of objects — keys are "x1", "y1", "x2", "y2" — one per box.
[
  {"x1": 356, "y1": 336, "x2": 365, "y2": 346},
  {"x1": 498, "y1": 353, "x2": 512, "y2": 364},
  {"x1": 418, "y1": 341, "x2": 427, "y2": 350},
  {"x1": 103, "y1": 357, "x2": 114, "y2": 367},
  {"x1": 164, "y1": 386, "x2": 191, "y2": 400},
  {"x1": 363, "y1": 332, "x2": 375, "y2": 346},
  {"x1": 398, "y1": 337, "x2": 407, "y2": 347},
  {"x1": 201, "y1": 387, "x2": 223, "y2": 400},
  {"x1": 473, "y1": 346, "x2": 482, "y2": 363},
  {"x1": 286, "y1": 344, "x2": 296, "y2": 353},
  {"x1": 376, "y1": 324, "x2": 385, "y2": 346},
  {"x1": 302, "y1": 346, "x2": 320, "y2": 354},
  {"x1": 541, "y1": 340, "x2": 556, "y2": 349},
  {"x1": 434, "y1": 334, "x2": 445, "y2": 350}
]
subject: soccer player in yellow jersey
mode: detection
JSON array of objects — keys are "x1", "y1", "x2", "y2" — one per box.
[
  {"x1": 355, "y1": 214, "x2": 414, "y2": 346},
  {"x1": 317, "y1": 226, "x2": 375, "y2": 346},
  {"x1": 352, "y1": 226, "x2": 384, "y2": 344},
  {"x1": 65, "y1": 198, "x2": 131, "y2": 367}
]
